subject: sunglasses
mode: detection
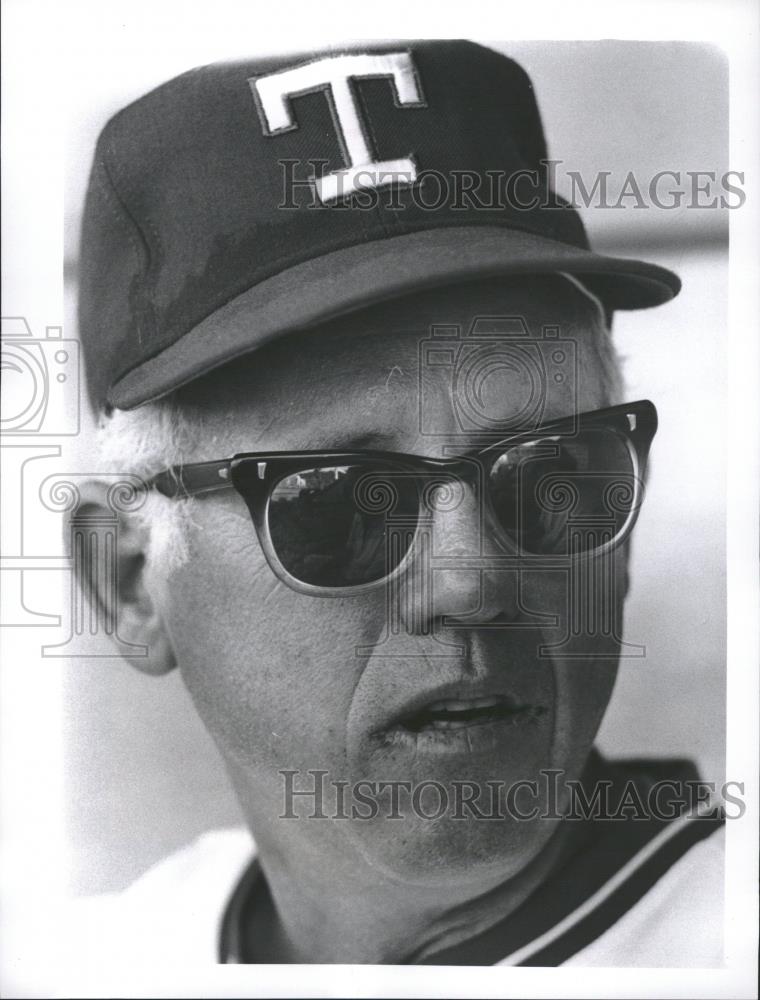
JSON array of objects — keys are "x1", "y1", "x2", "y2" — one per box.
[{"x1": 147, "y1": 400, "x2": 657, "y2": 597}]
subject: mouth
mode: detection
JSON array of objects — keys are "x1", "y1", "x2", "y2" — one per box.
[
  {"x1": 366, "y1": 664, "x2": 551, "y2": 757},
  {"x1": 398, "y1": 695, "x2": 543, "y2": 733},
  {"x1": 386, "y1": 694, "x2": 546, "y2": 740}
]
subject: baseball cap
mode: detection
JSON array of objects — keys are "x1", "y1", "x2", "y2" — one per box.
[{"x1": 78, "y1": 40, "x2": 680, "y2": 412}]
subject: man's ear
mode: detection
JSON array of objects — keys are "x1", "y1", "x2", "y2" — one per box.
[
  {"x1": 619, "y1": 537, "x2": 632, "y2": 601},
  {"x1": 66, "y1": 479, "x2": 177, "y2": 675}
]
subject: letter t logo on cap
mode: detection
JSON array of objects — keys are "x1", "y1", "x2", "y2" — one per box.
[{"x1": 250, "y1": 52, "x2": 425, "y2": 203}]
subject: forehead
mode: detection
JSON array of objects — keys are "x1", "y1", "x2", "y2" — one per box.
[{"x1": 175, "y1": 277, "x2": 610, "y2": 453}]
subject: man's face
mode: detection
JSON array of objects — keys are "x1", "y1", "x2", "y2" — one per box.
[{"x1": 150, "y1": 278, "x2": 627, "y2": 890}]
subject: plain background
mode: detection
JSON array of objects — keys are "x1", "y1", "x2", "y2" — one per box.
[{"x1": 57, "y1": 39, "x2": 728, "y2": 894}]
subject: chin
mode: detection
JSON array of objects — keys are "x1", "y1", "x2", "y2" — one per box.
[{"x1": 347, "y1": 807, "x2": 559, "y2": 888}]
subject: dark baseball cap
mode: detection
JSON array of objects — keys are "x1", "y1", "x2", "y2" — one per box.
[{"x1": 78, "y1": 40, "x2": 680, "y2": 412}]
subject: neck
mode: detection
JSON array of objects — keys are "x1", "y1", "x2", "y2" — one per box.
[{"x1": 242, "y1": 817, "x2": 583, "y2": 964}]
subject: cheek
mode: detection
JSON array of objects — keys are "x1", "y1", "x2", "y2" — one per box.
[
  {"x1": 158, "y1": 498, "x2": 389, "y2": 778},
  {"x1": 522, "y1": 555, "x2": 627, "y2": 772}
]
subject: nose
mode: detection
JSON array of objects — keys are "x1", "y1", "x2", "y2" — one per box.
[{"x1": 395, "y1": 477, "x2": 520, "y2": 635}]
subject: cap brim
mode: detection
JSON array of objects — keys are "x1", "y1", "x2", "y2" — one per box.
[{"x1": 109, "y1": 225, "x2": 680, "y2": 409}]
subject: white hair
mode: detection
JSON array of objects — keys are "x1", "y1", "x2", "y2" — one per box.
[
  {"x1": 98, "y1": 281, "x2": 625, "y2": 573},
  {"x1": 96, "y1": 396, "x2": 204, "y2": 574}
]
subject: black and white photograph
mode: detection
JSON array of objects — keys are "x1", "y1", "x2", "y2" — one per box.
[{"x1": 1, "y1": 2, "x2": 758, "y2": 997}]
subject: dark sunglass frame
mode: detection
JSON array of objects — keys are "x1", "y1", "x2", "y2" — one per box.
[{"x1": 147, "y1": 399, "x2": 657, "y2": 597}]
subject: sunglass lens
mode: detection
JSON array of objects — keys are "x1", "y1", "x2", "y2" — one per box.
[
  {"x1": 268, "y1": 465, "x2": 418, "y2": 588},
  {"x1": 489, "y1": 427, "x2": 639, "y2": 555}
]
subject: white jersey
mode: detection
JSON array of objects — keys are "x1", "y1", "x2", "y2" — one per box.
[
  {"x1": 57, "y1": 814, "x2": 723, "y2": 970},
  {"x1": 26, "y1": 754, "x2": 724, "y2": 985}
]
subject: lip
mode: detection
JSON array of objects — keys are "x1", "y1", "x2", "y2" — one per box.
[
  {"x1": 373, "y1": 678, "x2": 547, "y2": 743},
  {"x1": 379, "y1": 709, "x2": 548, "y2": 757}
]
